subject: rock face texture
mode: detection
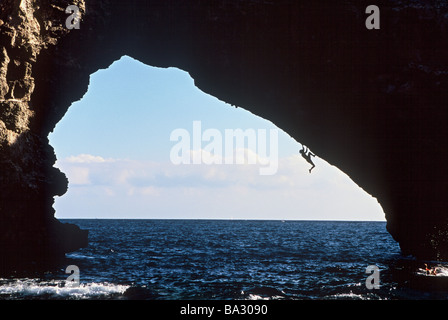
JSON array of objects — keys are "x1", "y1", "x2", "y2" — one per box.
[{"x1": 0, "y1": 0, "x2": 448, "y2": 270}]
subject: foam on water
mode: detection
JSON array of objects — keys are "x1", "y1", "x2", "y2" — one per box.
[
  {"x1": 0, "y1": 278, "x2": 130, "y2": 299},
  {"x1": 328, "y1": 292, "x2": 365, "y2": 300}
]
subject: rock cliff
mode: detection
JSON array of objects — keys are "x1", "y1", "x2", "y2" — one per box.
[{"x1": 1, "y1": 0, "x2": 448, "y2": 270}]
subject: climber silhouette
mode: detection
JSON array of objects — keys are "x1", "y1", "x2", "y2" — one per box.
[{"x1": 299, "y1": 145, "x2": 316, "y2": 173}]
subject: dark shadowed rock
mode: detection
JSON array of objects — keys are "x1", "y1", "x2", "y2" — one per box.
[{"x1": 123, "y1": 286, "x2": 158, "y2": 300}]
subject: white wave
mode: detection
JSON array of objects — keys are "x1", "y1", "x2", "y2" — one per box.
[
  {"x1": 0, "y1": 278, "x2": 130, "y2": 299},
  {"x1": 437, "y1": 267, "x2": 448, "y2": 276},
  {"x1": 245, "y1": 293, "x2": 286, "y2": 300},
  {"x1": 327, "y1": 292, "x2": 368, "y2": 300},
  {"x1": 246, "y1": 293, "x2": 270, "y2": 300},
  {"x1": 66, "y1": 253, "x2": 96, "y2": 260}
]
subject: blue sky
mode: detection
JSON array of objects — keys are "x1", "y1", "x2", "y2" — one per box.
[{"x1": 49, "y1": 55, "x2": 385, "y2": 221}]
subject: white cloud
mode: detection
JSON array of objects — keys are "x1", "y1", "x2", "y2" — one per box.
[
  {"x1": 64, "y1": 166, "x2": 90, "y2": 185},
  {"x1": 64, "y1": 154, "x2": 111, "y2": 163},
  {"x1": 56, "y1": 152, "x2": 341, "y2": 192},
  {"x1": 53, "y1": 153, "x2": 385, "y2": 221}
]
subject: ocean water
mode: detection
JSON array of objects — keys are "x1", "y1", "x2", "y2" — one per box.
[{"x1": 1, "y1": 219, "x2": 448, "y2": 301}]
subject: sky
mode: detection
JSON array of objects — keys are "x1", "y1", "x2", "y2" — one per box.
[{"x1": 49, "y1": 55, "x2": 385, "y2": 221}]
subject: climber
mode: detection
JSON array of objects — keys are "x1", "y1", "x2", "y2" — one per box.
[
  {"x1": 424, "y1": 263, "x2": 438, "y2": 275},
  {"x1": 299, "y1": 145, "x2": 316, "y2": 173},
  {"x1": 425, "y1": 263, "x2": 431, "y2": 275}
]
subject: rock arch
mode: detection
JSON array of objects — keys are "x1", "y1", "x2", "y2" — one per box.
[{"x1": 1, "y1": 0, "x2": 448, "y2": 270}]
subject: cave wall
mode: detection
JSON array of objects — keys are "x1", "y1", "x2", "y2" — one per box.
[{"x1": 1, "y1": 0, "x2": 448, "y2": 270}]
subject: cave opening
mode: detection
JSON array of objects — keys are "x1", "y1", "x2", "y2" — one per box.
[
  {"x1": 49, "y1": 55, "x2": 385, "y2": 221},
  {"x1": 2, "y1": 0, "x2": 448, "y2": 298}
]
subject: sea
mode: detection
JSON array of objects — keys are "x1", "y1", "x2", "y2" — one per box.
[{"x1": 1, "y1": 219, "x2": 448, "y2": 303}]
